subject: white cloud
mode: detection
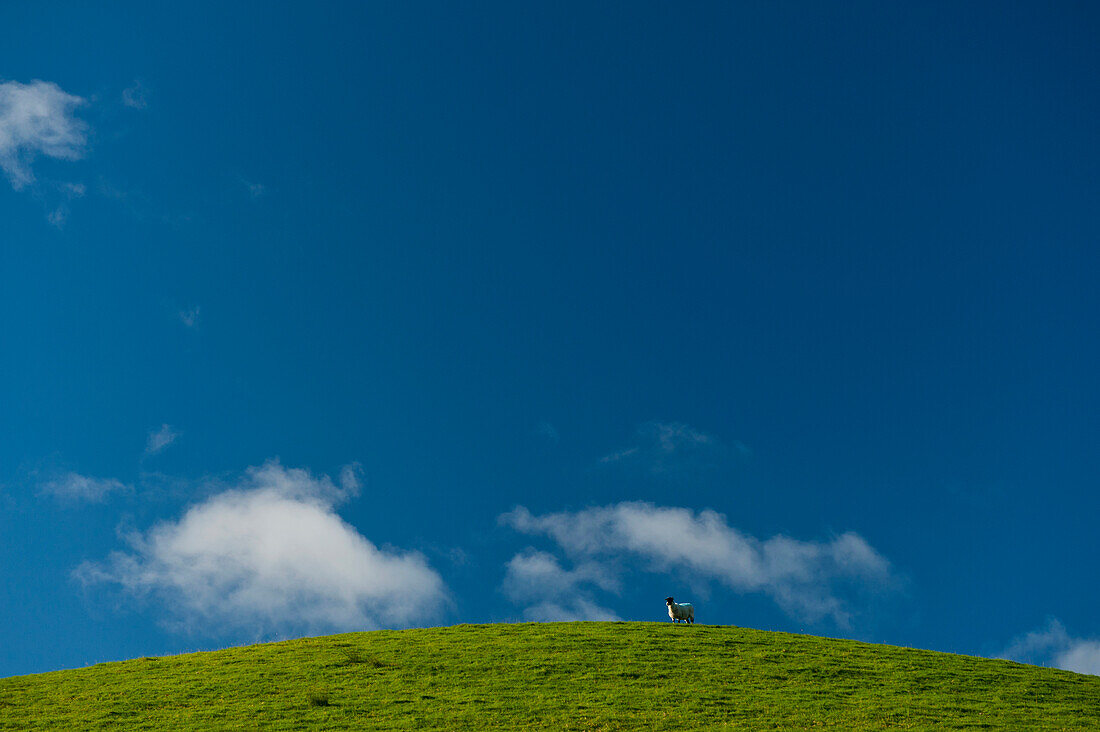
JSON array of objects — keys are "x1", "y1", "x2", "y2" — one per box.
[
  {"x1": 502, "y1": 550, "x2": 621, "y2": 621},
  {"x1": 40, "y1": 472, "x2": 129, "y2": 503},
  {"x1": 145, "y1": 424, "x2": 179, "y2": 455},
  {"x1": 76, "y1": 461, "x2": 446, "y2": 635},
  {"x1": 500, "y1": 502, "x2": 892, "y2": 627},
  {"x1": 0, "y1": 80, "x2": 88, "y2": 190},
  {"x1": 1000, "y1": 619, "x2": 1100, "y2": 676},
  {"x1": 1060, "y1": 641, "x2": 1100, "y2": 676}
]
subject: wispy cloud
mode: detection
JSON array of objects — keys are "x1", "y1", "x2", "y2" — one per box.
[
  {"x1": 242, "y1": 179, "x2": 266, "y2": 199},
  {"x1": 40, "y1": 472, "x2": 129, "y2": 503},
  {"x1": 121, "y1": 81, "x2": 148, "y2": 110},
  {"x1": 45, "y1": 182, "x2": 87, "y2": 229},
  {"x1": 521, "y1": 598, "x2": 622, "y2": 623},
  {"x1": 179, "y1": 306, "x2": 200, "y2": 329},
  {"x1": 599, "y1": 422, "x2": 737, "y2": 474},
  {"x1": 0, "y1": 80, "x2": 88, "y2": 190},
  {"x1": 145, "y1": 424, "x2": 179, "y2": 455},
  {"x1": 501, "y1": 502, "x2": 892, "y2": 628},
  {"x1": 1000, "y1": 619, "x2": 1100, "y2": 676},
  {"x1": 599, "y1": 447, "x2": 638, "y2": 464},
  {"x1": 535, "y1": 421, "x2": 560, "y2": 443},
  {"x1": 47, "y1": 207, "x2": 67, "y2": 228},
  {"x1": 501, "y1": 550, "x2": 621, "y2": 621},
  {"x1": 644, "y1": 422, "x2": 714, "y2": 452},
  {"x1": 76, "y1": 461, "x2": 447, "y2": 636}
]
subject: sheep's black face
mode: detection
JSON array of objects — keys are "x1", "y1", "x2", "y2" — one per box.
[{"x1": 665, "y1": 597, "x2": 674, "y2": 605}]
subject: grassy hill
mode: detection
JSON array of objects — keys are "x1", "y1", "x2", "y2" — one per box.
[{"x1": 1, "y1": 622, "x2": 1098, "y2": 730}]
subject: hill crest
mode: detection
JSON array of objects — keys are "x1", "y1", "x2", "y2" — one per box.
[{"x1": 2, "y1": 622, "x2": 1098, "y2": 729}]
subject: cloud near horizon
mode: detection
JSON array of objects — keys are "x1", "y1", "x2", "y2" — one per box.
[
  {"x1": 0, "y1": 80, "x2": 88, "y2": 190},
  {"x1": 502, "y1": 550, "x2": 621, "y2": 621},
  {"x1": 1000, "y1": 619, "x2": 1100, "y2": 676},
  {"x1": 500, "y1": 502, "x2": 892, "y2": 627},
  {"x1": 76, "y1": 461, "x2": 448, "y2": 635}
]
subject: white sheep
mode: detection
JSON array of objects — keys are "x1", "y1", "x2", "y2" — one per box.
[{"x1": 665, "y1": 596, "x2": 695, "y2": 624}]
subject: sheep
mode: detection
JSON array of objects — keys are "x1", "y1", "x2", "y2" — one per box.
[{"x1": 665, "y1": 596, "x2": 694, "y2": 624}]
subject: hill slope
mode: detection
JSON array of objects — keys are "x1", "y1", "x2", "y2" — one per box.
[{"x1": 1, "y1": 622, "x2": 1098, "y2": 730}]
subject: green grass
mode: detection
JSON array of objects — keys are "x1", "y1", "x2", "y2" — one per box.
[{"x1": 1, "y1": 622, "x2": 1097, "y2": 729}]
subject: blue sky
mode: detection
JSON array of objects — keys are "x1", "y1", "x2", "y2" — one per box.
[{"x1": 2, "y1": 2, "x2": 1098, "y2": 678}]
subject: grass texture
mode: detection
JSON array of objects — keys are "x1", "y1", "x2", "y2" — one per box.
[{"x1": 2, "y1": 622, "x2": 1098, "y2": 730}]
